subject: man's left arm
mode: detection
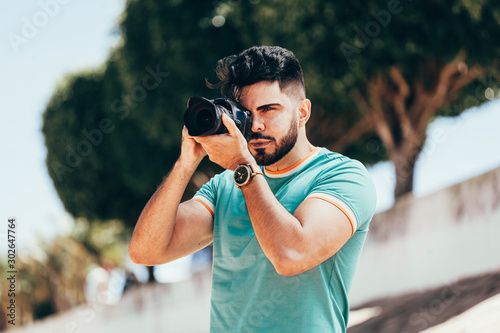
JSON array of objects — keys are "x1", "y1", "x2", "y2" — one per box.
[{"x1": 240, "y1": 175, "x2": 353, "y2": 276}]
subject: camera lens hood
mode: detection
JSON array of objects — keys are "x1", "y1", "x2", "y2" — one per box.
[{"x1": 184, "y1": 96, "x2": 252, "y2": 140}]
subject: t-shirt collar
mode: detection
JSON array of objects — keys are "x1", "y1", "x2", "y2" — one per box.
[{"x1": 263, "y1": 147, "x2": 321, "y2": 178}]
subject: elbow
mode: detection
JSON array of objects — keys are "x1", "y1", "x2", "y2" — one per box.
[
  {"x1": 128, "y1": 243, "x2": 155, "y2": 266},
  {"x1": 128, "y1": 243, "x2": 145, "y2": 265},
  {"x1": 128, "y1": 242, "x2": 171, "y2": 266},
  {"x1": 128, "y1": 251, "x2": 161, "y2": 266},
  {"x1": 274, "y1": 262, "x2": 304, "y2": 277},
  {"x1": 275, "y1": 266, "x2": 300, "y2": 277},
  {"x1": 270, "y1": 251, "x2": 308, "y2": 277}
]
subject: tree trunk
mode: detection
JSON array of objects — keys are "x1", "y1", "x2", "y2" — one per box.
[
  {"x1": 352, "y1": 53, "x2": 481, "y2": 198},
  {"x1": 393, "y1": 152, "x2": 415, "y2": 197},
  {"x1": 392, "y1": 139, "x2": 424, "y2": 197}
]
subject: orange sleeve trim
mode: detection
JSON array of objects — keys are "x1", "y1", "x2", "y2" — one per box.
[
  {"x1": 265, "y1": 147, "x2": 320, "y2": 175},
  {"x1": 193, "y1": 198, "x2": 215, "y2": 217},
  {"x1": 307, "y1": 195, "x2": 356, "y2": 237}
]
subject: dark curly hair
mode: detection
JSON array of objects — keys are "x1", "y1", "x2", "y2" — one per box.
[{"x1": 208, "y1": 46, "x2": 305, "y2": 101}]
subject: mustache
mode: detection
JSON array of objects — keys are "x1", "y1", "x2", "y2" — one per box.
[{"x1": 249, "y1": 132, "x2": 275, "y2": 141}]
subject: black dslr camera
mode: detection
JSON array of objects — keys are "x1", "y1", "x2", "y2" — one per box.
[{"x1": 184, "y1": 97, "x2": 252, "y2": 141}]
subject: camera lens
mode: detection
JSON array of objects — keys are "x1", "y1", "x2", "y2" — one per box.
[
  {"x1": 184, "y1": 97, "x2": 251, "y2": 139},
  {"x1": 196, "y1": 108, "x2": 213, "y2": 129}
]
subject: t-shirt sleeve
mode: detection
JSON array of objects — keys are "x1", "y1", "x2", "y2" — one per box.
[
  {"x1": 307, "y1": 158, "x2": 377, "y2": 234},
  {"x1": 192, "y1": 173, "x2": 222, "y2": 217}
]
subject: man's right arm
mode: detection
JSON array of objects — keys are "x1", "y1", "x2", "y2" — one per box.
[{"x1": 128, "y1": 128, "x2": 214, "y2": 266}]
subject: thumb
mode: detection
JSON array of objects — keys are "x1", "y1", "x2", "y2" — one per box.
[{"x1": 222, "y1": 113, "x2": 239, "y2": 136}]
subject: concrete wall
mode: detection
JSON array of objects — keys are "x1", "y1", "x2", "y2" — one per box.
[{"x1": 349, "y1": 166, "x2": 500, "y2": 306}]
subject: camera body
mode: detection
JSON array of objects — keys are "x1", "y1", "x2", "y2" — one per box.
[{"x1": 184, "y1": 97, "x2": 252, "y2": 141}]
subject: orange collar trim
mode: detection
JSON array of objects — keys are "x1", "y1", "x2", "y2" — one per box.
[{"x1": 264, "y1": 147, "x2": 321, "y2": 177}]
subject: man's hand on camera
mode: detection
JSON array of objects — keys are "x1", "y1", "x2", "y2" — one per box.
[
  {"x1": 179, "y1": 126, "x2": 207, "y2": 167},
  {"x1": 194, "y1": 114, "x2": 256, "y2": 170}
]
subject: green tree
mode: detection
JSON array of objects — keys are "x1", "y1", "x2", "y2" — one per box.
[
  {"x1": 42, "y1": 60, "x2": 174, "y2": 227},
  {"x1": 224, "y1": 0, "x2": 500, "y2": 196},
  {"x1": 43, "y1": 0, "x2": 500, "y2": 231},
  {"x1": 42, "y1": 0, "x2": 238, "y2": 228}
]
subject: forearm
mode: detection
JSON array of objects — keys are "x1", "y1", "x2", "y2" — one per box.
[
  {"x1": 128, "y1": 157, "x2": 199, "y2": 264},
  {"x1": 241, "y1": 175, "x2": 307, "y2": 275}
]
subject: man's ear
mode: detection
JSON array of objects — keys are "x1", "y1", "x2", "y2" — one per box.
[{"x1": 298, "y1": 99, "x2": 311, "y2": 128}]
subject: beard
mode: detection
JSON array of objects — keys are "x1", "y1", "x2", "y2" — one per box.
[{"x1": 251, "y1": 117, "x2": 298, "y2": 166}]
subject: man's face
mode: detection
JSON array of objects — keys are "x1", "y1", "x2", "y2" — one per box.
[{"x1": 238, "y1": 81, "x2": 299, "y2": 166}]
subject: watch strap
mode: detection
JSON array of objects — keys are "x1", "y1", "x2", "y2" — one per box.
[{"x1": 248, "y1": 164, "x2": 263, "y2": 176}]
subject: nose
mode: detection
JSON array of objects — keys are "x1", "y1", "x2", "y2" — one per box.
[{"x1": 251, "y1": 113, "x2": 264, "y2": 133}]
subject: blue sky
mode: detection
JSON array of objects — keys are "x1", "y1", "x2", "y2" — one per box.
[
  {"x1": 0, "y1": 0, "x2": 126, "y2": 248},
  {"x1": 1, "y1": 1, "x2": 499, "y2": 250}
]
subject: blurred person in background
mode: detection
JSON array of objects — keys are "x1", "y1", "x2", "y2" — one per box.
[{"x1": 129, "y1": 46, "x2": 376, "y2": 332}]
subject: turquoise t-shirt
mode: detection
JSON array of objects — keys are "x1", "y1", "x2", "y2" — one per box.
[{"x1": 194, "y1": 147, "x2": 376, "y2": 332}]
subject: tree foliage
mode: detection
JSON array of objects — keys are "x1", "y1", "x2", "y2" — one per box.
[
  {"x1": 225, "y1": 0, "x2": 500, "y2": 195},
  {"x1": 42, "y1": 0, "x2": 500, "y2": 227}
]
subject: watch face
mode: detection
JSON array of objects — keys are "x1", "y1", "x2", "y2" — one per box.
[{"x1": 234, "y1": 165, "x2": 250, "y2": 185}]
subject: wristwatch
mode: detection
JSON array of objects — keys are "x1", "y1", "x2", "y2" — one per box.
[{"x1": 233, "y1": 164, "x2": 263, "y2": 188}]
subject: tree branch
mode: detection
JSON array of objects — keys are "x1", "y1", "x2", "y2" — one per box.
[
  {"x1": 329, "y1": 117, "x2": 374, "y2": 152},
  {"x1": 416, "y1": 50, "x2": 467, "y2": 133},
  {"x1": 388, "y1": 66, "x2": 413, "y2": 137},
  {"x1": 408, "y1": 81, "x2": 428, "y2": 124},
  {"x1": 448, "y1": 65, "x2": 482, "y2": 99},
  {"x1": 353, "y1": 76, "x2": 395, "y2": 151}
]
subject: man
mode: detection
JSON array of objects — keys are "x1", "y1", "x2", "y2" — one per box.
[{"x1": 129, "y1": 46, "x2": 376, "y2": 332}]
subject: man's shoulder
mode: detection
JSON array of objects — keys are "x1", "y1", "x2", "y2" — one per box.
[{"x1": 308, "y1": 147, "x2": 368, "y2": 174}]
